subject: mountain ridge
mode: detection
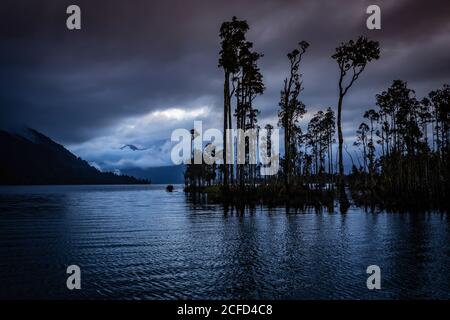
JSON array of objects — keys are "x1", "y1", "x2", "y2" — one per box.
[{"x1": 0, "y1": 128, "x2": 149, "y2": 185}]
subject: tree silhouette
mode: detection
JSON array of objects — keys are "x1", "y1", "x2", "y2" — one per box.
[
  {"x1": 332, "y1": 36, "x2": 380, "y2": 191},
  {"x1": 219, "y1": 16, "x2": 249, "y2": 188},
  {"x1": 348, "y1": 80, "x2": 449, "y2": 210},
  {"x1": 307, "y1": 108, "x2": 336, "y2": 178},
  {"x1": 278, "y1": 41, "x2": 309, "y2": 191},
  {"x1": 363, "y1": 109, "x2": 379, "y2": 185},
  {"x1": 235, "y1": 40, "x2": 264, "y2": 186},
  {"x1": 354, "y1": 122, "x2": 369, "y2": 173},
  {"x1": 323, "y1": 107, "x2": 336, "y2": 175},
  {"x1": 428, "y1": 84, "x2": 450, "y2": 155},
  {"x1": 185, "y1": 17, "x2": 448, "y2": 211}
]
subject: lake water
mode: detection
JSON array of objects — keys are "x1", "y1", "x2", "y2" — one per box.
[{"x1": 0, "y1": 185, "x2": 449, "y2": 299}]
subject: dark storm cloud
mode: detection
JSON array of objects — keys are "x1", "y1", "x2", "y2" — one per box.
[{"x1": 1, "y1": 0, "x2": 449, "y2": 163}]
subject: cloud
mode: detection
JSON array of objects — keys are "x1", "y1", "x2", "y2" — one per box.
[
  {"x1": 67, "y1": 105, "x2": 216, "y2": 169},
  {"x1": 1, "y1": 0, "x2": 449, "y2": 170}
]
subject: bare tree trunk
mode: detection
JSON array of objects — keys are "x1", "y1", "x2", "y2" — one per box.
[
  {"x1": 337, "y1": 93, "x2": 344, "y2": 184},
  {"x1": 284, "y1": 121, "x2": 290, "y2": 191},
  {"x1": 223, "y1": 71, "x2": 230, "y2": 188},
  {"x1": 337, "y1": 92, "x2": 349, "y2": 212}
]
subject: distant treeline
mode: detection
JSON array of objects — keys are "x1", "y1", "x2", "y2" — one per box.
[{"x1": 184, "y1": 17, "x2": 449, "y2": 211}]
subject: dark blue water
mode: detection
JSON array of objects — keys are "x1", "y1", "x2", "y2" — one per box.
[{"x1": 0, "y1": 185, "x2": 449, "y2": 299}]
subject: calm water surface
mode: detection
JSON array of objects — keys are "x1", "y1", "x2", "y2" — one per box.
[{"x1": 0, "y1": 185, "x2": 449, "y2": 299}]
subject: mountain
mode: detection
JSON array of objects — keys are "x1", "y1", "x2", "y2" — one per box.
[
  {"x1": 121, "y1": 165, "x2": 185, "y2": 184},
  {"x1": 0, "y1": 128, "x2": 148, "y2": 185}
]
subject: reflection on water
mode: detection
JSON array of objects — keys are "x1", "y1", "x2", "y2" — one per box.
[{"x1": 0, "y1": 185, "x2": 449, "y2": 299}]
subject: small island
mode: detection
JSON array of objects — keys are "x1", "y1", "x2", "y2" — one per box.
[{"x1": 183, "y1": 17, "x2": 449, "y2": 213}]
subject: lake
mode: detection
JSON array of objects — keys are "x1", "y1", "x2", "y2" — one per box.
[{"x1": 0, "y1": 185, "x2": 449, "y2": 299}]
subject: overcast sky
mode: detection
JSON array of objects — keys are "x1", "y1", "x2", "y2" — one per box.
[{"x1": 1, "y1": 0, "x2": 449, "y2": 170}]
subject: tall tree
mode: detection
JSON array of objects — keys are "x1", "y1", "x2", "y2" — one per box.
[
  {"x1": 363, "y1": 109, "x2": 379, "y2": 180},
  {"x1": 278, "y1": 41, "x2": 309, "y2": 191},
  {"x1": 235, "y1": 41, "x2": 264, "y2": 186},
  {"x1": 332, "y1": 36, "x2": 380, "y2": 190},
  {"x1": 219, "y1": 17, "x2": 249, "y2": 187},
  {"x1": 354, "y1": 122, "x2": 369, "y2": 173},
  {"x1": 307, "y1": 108, "x2": 336, "y2": 177},
  {"x1": 323, "y1": 107, "x2": 336, "y2": 175}
]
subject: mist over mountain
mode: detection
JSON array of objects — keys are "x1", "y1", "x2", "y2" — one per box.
[{"x1": 0, "y1": 128, "x2": 148, "y2": 185}]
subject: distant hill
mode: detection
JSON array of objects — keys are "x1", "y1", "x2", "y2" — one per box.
[
  {"x1": 122, "y1": 165, "x2": 185, "y2": 184},
  {"x1": 0, "y1": 128, "x2": 148, "y2": 185}
]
